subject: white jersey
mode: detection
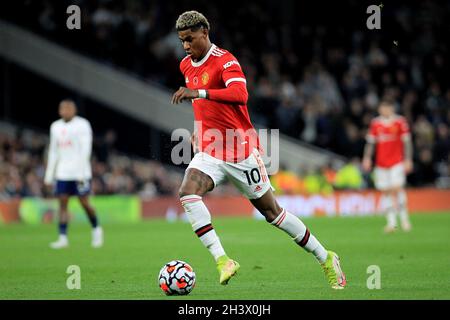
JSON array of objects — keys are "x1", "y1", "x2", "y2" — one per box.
[{"x1": 44, "y1": 116, "x2": 93, "y2": 183}]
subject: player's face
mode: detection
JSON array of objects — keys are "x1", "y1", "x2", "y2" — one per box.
[
  {"x1": 178, "y1": 27, "x2": 208, "y2": 61},
  {"x1": 378, "y1": 104, "x2": 394, "y2": 118},
  {"x1": 59, "y1": 102, "x2": 77, "y2": 122}
]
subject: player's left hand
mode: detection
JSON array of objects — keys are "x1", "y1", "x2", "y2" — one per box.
[
  {"x1": 404, "y1": 159, "x2": 413, "y2": 174},
  {"x1": 171, "y1": 87, "x2": 199, "y2": 104}
]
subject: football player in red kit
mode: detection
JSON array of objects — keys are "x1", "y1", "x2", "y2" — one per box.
[
  {"x1": 171, "y1": 11, "x2": 346, "y2": 289},
  {"x1": 363, "y1": 100, "x2": 413, "y2": 233}
]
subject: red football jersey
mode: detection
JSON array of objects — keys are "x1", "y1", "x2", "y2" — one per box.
[
  {"x1": 180, "y1": 44, "x2": 259, "y2": 162},
  {"x1": 366, "y1": 115, "x2": 411, "y2": 168}
]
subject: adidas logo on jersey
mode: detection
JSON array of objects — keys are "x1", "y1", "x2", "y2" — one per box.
[
  {"x1": 185, "y1": 77, "x2": 189, "y2": 83},
  {"x1": 254, "y1": 185, "x2": 262, "y2": 192}
]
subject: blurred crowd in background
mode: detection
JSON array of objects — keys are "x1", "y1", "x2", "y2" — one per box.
[
  {"x1": 1, "y1": 0, "x2": 450, "y2": 199},
  {"x1": 0, "y1": 125, "x2": 181, "y2": 200},
  {"x1": 0, "y1": 123, "x2": 251, "y2": 199},
  {"x1": 1, "y1": 120, "x2": 449, "y2": 200}
]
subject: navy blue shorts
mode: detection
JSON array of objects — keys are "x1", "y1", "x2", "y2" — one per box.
[{"x1": 55, "y1": 180, "x2": 91, "y2": 196}]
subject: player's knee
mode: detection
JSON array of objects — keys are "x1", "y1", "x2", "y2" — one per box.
[
  {"x1": 59, "y1": 196, "x2": 69, "y2": 207},
  {"x1": 178, "y1": 186, "x2": 201, "y2": 199},
  {"x1": 178, "y1": 188, "x2": 189, "y2": 199},
  {"x1": 178, "y1": 181, "x2": 209, "y2": 198}
]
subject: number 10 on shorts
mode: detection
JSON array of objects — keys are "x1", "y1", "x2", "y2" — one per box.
[{"x1": 244, "y1": 169, "x2": 261, "y2": 185}]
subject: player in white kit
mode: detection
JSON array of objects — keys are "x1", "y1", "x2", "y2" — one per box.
[{"x1": 44, "y1": 100, "x2": 103, "y2": 249}]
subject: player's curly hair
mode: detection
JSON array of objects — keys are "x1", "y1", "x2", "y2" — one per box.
[{"x1": 175, "y1": 10, "x2": 210, "y2": 31}]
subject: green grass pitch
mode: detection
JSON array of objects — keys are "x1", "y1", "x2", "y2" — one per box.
[{"x1": 1, "y1": 213, "x2": 449, "y2": 299}]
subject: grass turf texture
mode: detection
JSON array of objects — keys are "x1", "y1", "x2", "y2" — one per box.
[{"x1": 1, "y1": 213, "x2": 449, "y2": 300}]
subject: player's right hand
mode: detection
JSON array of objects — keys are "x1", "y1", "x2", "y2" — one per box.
[
  {"x1": 171, "y1": 87, "x2": 199, "y2": 104},
  {"x1": 362, "y1": 158, "x2": 372, "y2": 172}
]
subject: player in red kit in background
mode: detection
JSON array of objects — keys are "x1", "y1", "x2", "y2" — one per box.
[
  {"x1": 171, "y1": 11, "x2": 346, "y2": 289},
  {"x1": 363, "y1": 100, "x2": 414, "y2": 233}
]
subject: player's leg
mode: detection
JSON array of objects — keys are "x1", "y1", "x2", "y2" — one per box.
[
  {"x1": 179, "y1": 168, "x2": 223, "y2": 260},
  {"x1": 375, "y1": 166, "x2": 397, "y2": 232},
  {"x1": 179, "y1": 156, "x2": 234, "y2": 283},
  {"x1": 50, "y1": 193, "x2": 70, "y2": 249},
  {"x1": 251, "y1": 190, "x2": 328, "y2": 263},
  {"x1": 381, "y1": 189, "x2": 397, "y2": 233},
  {"x1": 78, "y1": 194, "x2": 103, "y2": 248},
  {"x1": 224, "y1": 149, "x2": 345, "y2": 289},
  {"x1": 250, "y1": 189, "x2": 346, "y2": 289},
  {"x1": 394, "y1": 187, "x2": 411, "y2": 231},
  {"x1": 392, "y1": 163, "x2": 411, "y2": 231}
]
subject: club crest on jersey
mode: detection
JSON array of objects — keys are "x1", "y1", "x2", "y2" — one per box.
[
  {"x1": 390, "y1": 126, "x2": 398, "y2": 133},
  {"x1": 193, "y1": 76, "x2": 198, "y2": 86},
  {"x1": 201, "y1": 72, "x2": 209, "y2": 85}
]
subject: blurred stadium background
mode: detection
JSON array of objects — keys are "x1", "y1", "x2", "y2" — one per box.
[
  {"x1": 1, "y1": 0, "x2": 450, "y2": 300},
  {"x1": 0, "y1": 0, "x2": 449, "y2": 223}
]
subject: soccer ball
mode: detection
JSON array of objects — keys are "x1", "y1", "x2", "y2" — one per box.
[{"x1": 158, "y1": 260, "x2": 196, "y2": 295}]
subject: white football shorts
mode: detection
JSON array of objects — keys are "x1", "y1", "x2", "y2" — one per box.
[
  {"x1": 187, "y1": 148, "x2": 274, "y2": 199},
  {"x1": 374, "y1": 162, "x2": 406, "y2": 191}
]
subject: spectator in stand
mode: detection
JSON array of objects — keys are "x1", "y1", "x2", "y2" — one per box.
[
  {"x1": 334, "y1": 158, "x2": 364, "y2": 190},
  {"x1": 0, "y1": 124, "x2": 185, "y2": 198},
  {"x1": 434, "y1": 123, "x2": 450, "y2": 163},
  {"x1": 270, "y1": 164, "x2": 305, "y2": 195},
  {"x1": 304, "y1": 167, "x2": 333, "y2": 195}
]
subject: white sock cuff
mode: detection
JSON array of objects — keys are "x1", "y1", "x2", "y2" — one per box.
[
  {"x1": 270, "y1": 208, "x2": 286, "y2": 225},
  {"x1": 180, "y1": 195, "x2": 202, "y2": 205}
]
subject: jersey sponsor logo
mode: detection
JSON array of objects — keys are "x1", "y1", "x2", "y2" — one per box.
[
  {"x1": 223, "y1": 60, "x2": 239, "y2": 69},
  {"x1": 201, "y1": 72, "x2": 209, "y2": 85}
]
